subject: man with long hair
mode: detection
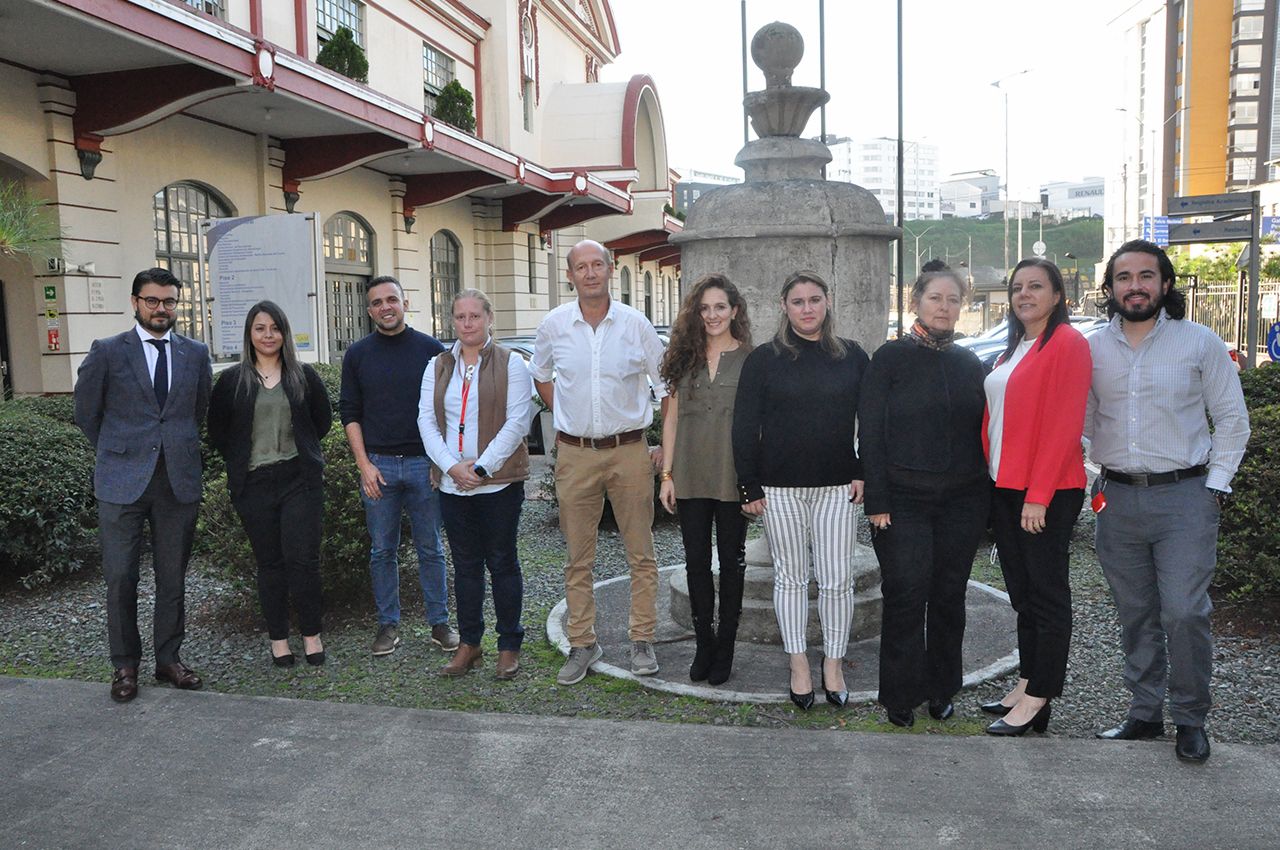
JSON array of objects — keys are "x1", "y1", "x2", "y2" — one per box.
[{"x1": 1087, "y1": 239, "x2": 1250, "y2": 763}]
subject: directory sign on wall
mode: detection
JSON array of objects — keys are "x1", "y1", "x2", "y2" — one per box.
[{"x1": 205, "y1": 214, "x2": 318, "y2": 356}]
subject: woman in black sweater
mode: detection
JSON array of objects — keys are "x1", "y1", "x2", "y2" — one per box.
[
  {"x1": 859, "y1": 269, "x2": 989, "y2": 727},
  {"x1": 733, "y1": 270, "x2": 869, "y2": 710},
  {"x1": 207, "y1": 301, "x2": 332, "y2": 668}
]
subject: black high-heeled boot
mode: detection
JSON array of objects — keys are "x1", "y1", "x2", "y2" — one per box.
[
  {"x1": 689, "y1": 617, "x2": 717, "y2": 682},
  {"x1": 707, "y1": 560, "x2": 745, "y2": 686},
  {"x1": 707, "y1": 619, "x2": 736, "y2": 686}
]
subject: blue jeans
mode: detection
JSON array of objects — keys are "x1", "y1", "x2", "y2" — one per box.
[
  {"x1": 439, "y1": 484, "x2": 525, "y2": 651},
  {"x1": 360, "y1": 454, "x2": 449, "y2": 627}
]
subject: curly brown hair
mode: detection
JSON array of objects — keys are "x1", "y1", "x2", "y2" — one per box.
[{"x1": 659, "y1": 274, "x2": 752, "y2": 392}]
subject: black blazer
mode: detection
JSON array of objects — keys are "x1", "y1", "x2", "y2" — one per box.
[{"x1": 207, "y1": 363, "x2": 333, "y2": 498}]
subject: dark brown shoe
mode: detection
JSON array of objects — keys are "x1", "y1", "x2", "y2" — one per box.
[
  {"x1": 438, "y1": 643, "x2": 482, "y2": 677},
  {"x1": 111, "y1": 667, "x2": 138, "y2": 703},
  {"x1": 154, "y1": 662, "x2": 203, "y2": 691},
  {"x1": 494, "y1": 649, "x2": 521, "y2": 680}
]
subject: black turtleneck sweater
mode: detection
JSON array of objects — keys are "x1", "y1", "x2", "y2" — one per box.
[{"x1": 732, "y1": 335, "x2": 870, "y2": 502}]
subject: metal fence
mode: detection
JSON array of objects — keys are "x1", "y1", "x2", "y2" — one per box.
[{"x1": 1081, "y1": 277, "x2": 1280, "y2": 363}]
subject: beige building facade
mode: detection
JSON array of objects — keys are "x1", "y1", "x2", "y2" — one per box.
[{"x1": 0, "y1": 0, "x2": 681, "y2": 395}]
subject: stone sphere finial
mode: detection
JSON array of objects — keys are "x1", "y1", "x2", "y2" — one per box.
[{"x1": 751, "y1": 22, "x2": 804, "y2": 88}]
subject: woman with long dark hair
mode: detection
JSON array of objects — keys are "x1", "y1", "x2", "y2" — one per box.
[
  {"x1": 418, "y1": 289, "x2": 532, "y2": 680},
  {"x1": 860, "y1": 268, "x2": 990, "y2": 727},
  {"x1": 732, "y1": 270, "x2": 869, "y2": 710},
  {"x1": 207, "y1": 300, "x2": 333, "y2": 667},
  {"x1": 981, "y1": 258, "x2": 1091, "y2": 735},
  {"x1": 658, "y1": 274, "x2": 753, "y2": 685}
]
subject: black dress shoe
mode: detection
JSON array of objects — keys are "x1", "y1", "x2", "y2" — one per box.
[
  {"x1": 789, "y1": 689, "x2": 815, "y2": 711},
  {"x1": 110, "y1": 667, "x2": 138, "y2": 703},
  {"x1": 979, "y1": 700, "x2": 1014, "y2": 716},
  {"x1": 986, "y1": 702, "x2": 1051, "y2": 736},
  {"x1": 1175, "y1": 725, "x2": 1211, "y2": 762},
  {"x1": 154, "y1": 662, "x2": 203, "y2": 690},
  {"x1": 822, "y1": 673, "x2": 848, "y2": 708},
  {"x1": 928, "y1": 700, "x2": 955, "y2": 721},
  {"x1": 272, "y1": 652, "x2": 296, "y2": 668},
  {"x1": 886, "y1": 708, "x2": 915, "y2": 728},
  {"x1": 1096, "y1": 717, "x2": 1165, "y2": 740},
  {"x1": 305, "y1": 651, "x2": 326, "y2": 666}
]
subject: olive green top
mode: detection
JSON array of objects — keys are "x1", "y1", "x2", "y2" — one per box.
[
  {"x1": 248, "y1": 383, "x2": 298, "y2": 470},
  {"x1": 670, "y1": 346, "x2": 748, "y2": 502}
]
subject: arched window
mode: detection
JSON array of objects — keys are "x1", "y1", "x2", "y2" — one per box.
[
  {"x1": 323, "y1": 212, "x2": 375, "y2": 360},
  {"x1": 430, "y1": 229, "x2": 461, "y2": 339},
  {"x1": 153, "y1": 181, "x2": 233, "y2": 340},
  {"x1": 643, "y1": 270, "x2": 653, "y2": 319},
  {"x1": 620, "y1": 266, "x2": 632, "y2": 306}
]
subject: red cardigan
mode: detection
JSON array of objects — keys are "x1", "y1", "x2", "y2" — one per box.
[{"x1": 982, "y1": 324, "x2": 1092, "y2": 505}]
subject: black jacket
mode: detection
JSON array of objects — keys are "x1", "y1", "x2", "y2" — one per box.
[{"x1": 207, "y1": 363, "x2": 333, "y2": 498}]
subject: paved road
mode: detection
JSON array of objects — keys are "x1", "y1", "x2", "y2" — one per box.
[{"x1": 2, "y1": 676, "x2": 1277, "y2": 849}]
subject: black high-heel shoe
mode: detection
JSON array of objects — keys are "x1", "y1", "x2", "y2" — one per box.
[
  {"x1": 980, "y1": 699, "x2": 1014, "y2": 716},
  {"x1": 272, "y1": 652, "x2": 295, "y2": 668},
  {"x1": 821, "y1": 672, "x2": 848, "y2": 708},
  {"x1": 985, "y1": 702, "x2": 1051, "y2": 736},
  {"x1": 305, "y1": 651, "x2": 326, "y2": 666},
  {"x1": 789, "y1": 688, "x2": 815, "y2": 711}
]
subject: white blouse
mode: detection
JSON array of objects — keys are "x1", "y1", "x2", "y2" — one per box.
[{"x1": 984, "y1": 337, "x2": 1035, "y2": 482}]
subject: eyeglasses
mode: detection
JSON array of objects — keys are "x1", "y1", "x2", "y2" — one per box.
[{"x1": 137, "y1": 296, "x2": 179, "y2": 310}]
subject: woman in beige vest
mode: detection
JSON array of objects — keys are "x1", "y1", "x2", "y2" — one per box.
[{"x1": 417, "y1": 289, "x2": 533, "y2": 679}]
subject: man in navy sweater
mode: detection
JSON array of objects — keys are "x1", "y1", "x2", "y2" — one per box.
[{"x1": 340, "y1": 275, "x2": 459, "y2": 657}]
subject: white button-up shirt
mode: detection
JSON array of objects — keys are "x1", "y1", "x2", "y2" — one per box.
[
  {"x1": 530, "y1": 298, "x2": 666, "y2": 438},
  {"x1": 1084, "y1": 311, "x2": 1250, "y2": 492}
]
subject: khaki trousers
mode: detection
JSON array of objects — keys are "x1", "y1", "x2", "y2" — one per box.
[{"x1": 555, "y1": 440, "x2": 658, "y2": 646}]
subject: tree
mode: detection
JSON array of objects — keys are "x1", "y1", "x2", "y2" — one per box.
[
  {"x1": 0, "y1": 180, "x2": 61, "y2": 267},
  {"x1": 433, "y1": 80, "x2": 476, "y2": 132},
  {"x1": 316, "y1": 26, "x2": 368, "y2": 83}
]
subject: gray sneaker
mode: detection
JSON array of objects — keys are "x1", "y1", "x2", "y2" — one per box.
[
  {"x1": 431, "y1": 623, "x2": 460, "y2": 652},
  {"x1": 371, "y1": 624, "x2": 401, "y2": 656},
  {"x1": 556, "y1": 643, "x2": 603, "y2": 685},
  {"x1": 630, "y1": 641, "x2": 659, "y2": 676}
]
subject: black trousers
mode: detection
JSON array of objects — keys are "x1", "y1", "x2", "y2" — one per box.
[
  {"x1": 439, "y1": 484, "x2": 525, "y2": 651},
  {"x1": 98, "y1": 455, "x2": 198, "y2": 669},
  {"x1": 872, "y1": 479, "x2": 990, "y2": 710},
  {"x1": 232, "y1": 457, "x2": 324, "y2": 640},
  {"x1": 676, "y1": 498, "x2": 748, "y2": 631},
  {"x1": 990, "y1": 486, "x2": 1084, "y2": 699}
]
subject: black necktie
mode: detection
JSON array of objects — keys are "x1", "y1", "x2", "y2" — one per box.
[{"x1": 148, "y1": 338, "x2": 168, "y2": 410}]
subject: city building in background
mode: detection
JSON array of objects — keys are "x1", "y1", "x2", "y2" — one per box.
[
  {"x1": 824, "y1": 135, "x2": 940, "y2": 221},
  {"x1": 0, "y1": 0, "x2": 682, "y2": 397},
  {"x1": 940, "y1": 170, "x2": 1000, "y2": 219},
  {"x1": 1040, "y1": 177, "x2": 1106, "y2": 219}
]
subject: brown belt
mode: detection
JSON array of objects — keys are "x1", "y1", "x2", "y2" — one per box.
[{"x1": 557, "y1": 428, "x2": 645, "y2": 450}]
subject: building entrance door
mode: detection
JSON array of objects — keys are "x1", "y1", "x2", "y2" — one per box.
[{"x1": 325, "y1": 272, "x2": 371, "y2": 362}]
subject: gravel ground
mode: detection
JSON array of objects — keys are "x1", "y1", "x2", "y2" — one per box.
[{"x1": 1, "y1": 497, "x2": 1277, "y2": 742}]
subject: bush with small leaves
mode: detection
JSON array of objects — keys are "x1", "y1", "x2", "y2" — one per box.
[{"x1": 1217, "y1": 403, "x2": 1280, "y2": 598}]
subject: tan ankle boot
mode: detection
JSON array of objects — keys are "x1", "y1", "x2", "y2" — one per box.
[
  {"x1": 494, "y1": 649, "x2": 521, "y2": 680},
  {"x1": 439, "y1": 643, "x2": 482, "y2": 677}
]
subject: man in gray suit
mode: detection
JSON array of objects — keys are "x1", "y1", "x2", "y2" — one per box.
[{"x1": 75, "y1": 268, "x2": 213, "y2": 703}]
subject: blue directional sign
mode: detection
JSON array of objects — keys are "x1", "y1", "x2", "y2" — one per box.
[
  {"x1": 1268, "y1": 321, "x2": 1280, "y2": 363},
  {"x1": 1265, "y1": 216, "x2": 1280, "y2": 237},
  {"x1": 1143, "y1": 216, "x2": 1171, "y2": 245}
]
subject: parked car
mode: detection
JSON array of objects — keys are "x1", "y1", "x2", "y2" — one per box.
[{"x1": 960, "y1": 316, "x2": 1108, "y2": 372}]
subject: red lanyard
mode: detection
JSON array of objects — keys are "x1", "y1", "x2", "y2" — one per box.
[{"x1": 457, "y1": 360, "x2": 476, "y2": 454}]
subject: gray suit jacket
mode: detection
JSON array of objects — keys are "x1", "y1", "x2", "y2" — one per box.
[{"x1": 74, "y1": 327, "x2": 213, "y2": 505}]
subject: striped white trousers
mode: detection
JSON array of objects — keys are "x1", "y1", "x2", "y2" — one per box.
[{"x1": 762, "y1": 485, "x2": 857, "y2": 657}]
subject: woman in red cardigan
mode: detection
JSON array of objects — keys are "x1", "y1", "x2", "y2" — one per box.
[{"x1": 981, "y1": 258, "x2": 1092, "y2": 736}]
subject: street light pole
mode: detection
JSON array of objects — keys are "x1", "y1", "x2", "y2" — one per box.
[{"x1": 992, "y1": 69, "x2": 1030, "y2": 278}]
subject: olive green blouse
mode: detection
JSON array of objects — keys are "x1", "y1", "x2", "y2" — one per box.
[
  {"x1": 248, "y1": 383, "x2": 298, "y2": 470},
  {"x1": 670, "y1": 346, "x2": 747, "y2": 502}
]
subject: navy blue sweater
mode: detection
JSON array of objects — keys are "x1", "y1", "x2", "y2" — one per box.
[{"x1": 338, "y1": 327, "x2": 444, "y2": 455}]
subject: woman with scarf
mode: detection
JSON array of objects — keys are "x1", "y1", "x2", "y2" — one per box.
[{"x1": 859, "y1": 268, "x2": 990, "y2": 727}]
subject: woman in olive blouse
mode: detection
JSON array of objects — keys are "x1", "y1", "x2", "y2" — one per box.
[
  {"x1": 207, "y1": 301, "x2": 332, "y2": 668},
  {"x1": 659, "y1": 274, "x2": 753, "y2": 685}
]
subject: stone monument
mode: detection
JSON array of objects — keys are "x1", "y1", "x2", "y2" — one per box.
[{"x1": 667, "y1": 21, "x2": 900, "y2": 644}]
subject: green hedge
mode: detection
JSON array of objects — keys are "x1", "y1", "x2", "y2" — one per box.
[
  {"x1": 1239, "y1": 362, "x2": 1280, "y2": 408},
  {"x1": 1217, "y1": 403, "x2": 1280, "y2": 597},
  {"x1": 0, "y1": 403, "x2": 96, "y2": 586}
]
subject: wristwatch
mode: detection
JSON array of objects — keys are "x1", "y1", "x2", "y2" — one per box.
[
  {"x1": 1208, "y1": 487, "x2": 1229, "y2": 508},
  {"x1": 473, "y1": 464, "x2": 489, "y2": 479}
]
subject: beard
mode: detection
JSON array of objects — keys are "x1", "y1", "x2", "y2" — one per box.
[
  {"x1": 135, "y1": 309, "x2": 176, "y2": 333},
  {"x1": 1110, "y1": 289, "x2": 1164, "y2": 322}
]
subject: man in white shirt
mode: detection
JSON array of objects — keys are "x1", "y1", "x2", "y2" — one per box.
[
  {"x1": 531, "y1": 240, "x2": 667, "y2": 684},
  {"x1": 1086, "y1": 239, "x2": 1250, "y2": 763}
]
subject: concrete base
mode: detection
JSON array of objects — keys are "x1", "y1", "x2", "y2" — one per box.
[{"x1": 547, "y1": 565, "x2": 1018, "y2": 704}]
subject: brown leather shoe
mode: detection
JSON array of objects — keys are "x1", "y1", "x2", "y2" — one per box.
[
  {"x1": 438, "y1": 643, "x2": 482, "y2": 677},
  {"x1": 494, "y1": 650, "x2": 521, "y2": 680},
  {"x1": 154, "y1": 662, "x2": 203, "y2": 690},
  {"x1": 111, "y1": 667, "x2": 138, "y2": 703}
]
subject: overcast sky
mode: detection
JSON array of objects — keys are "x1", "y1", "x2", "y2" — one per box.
[{"x1": 600, "y1": 0, "x2": 1131, "y2": 198}]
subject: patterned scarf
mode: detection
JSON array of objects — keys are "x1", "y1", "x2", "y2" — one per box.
[{"x1": 907, "y1": 318, "x2": 955, "y2": 351}]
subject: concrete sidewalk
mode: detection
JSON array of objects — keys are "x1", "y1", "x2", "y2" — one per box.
[{"x1": 2, "y1": 676, "x2": 1277, "y2": 850}]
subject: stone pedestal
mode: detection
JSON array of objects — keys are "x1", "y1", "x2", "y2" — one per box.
[{"x1": 669, "y1": 534, "x2": 883, "y2": 644}]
